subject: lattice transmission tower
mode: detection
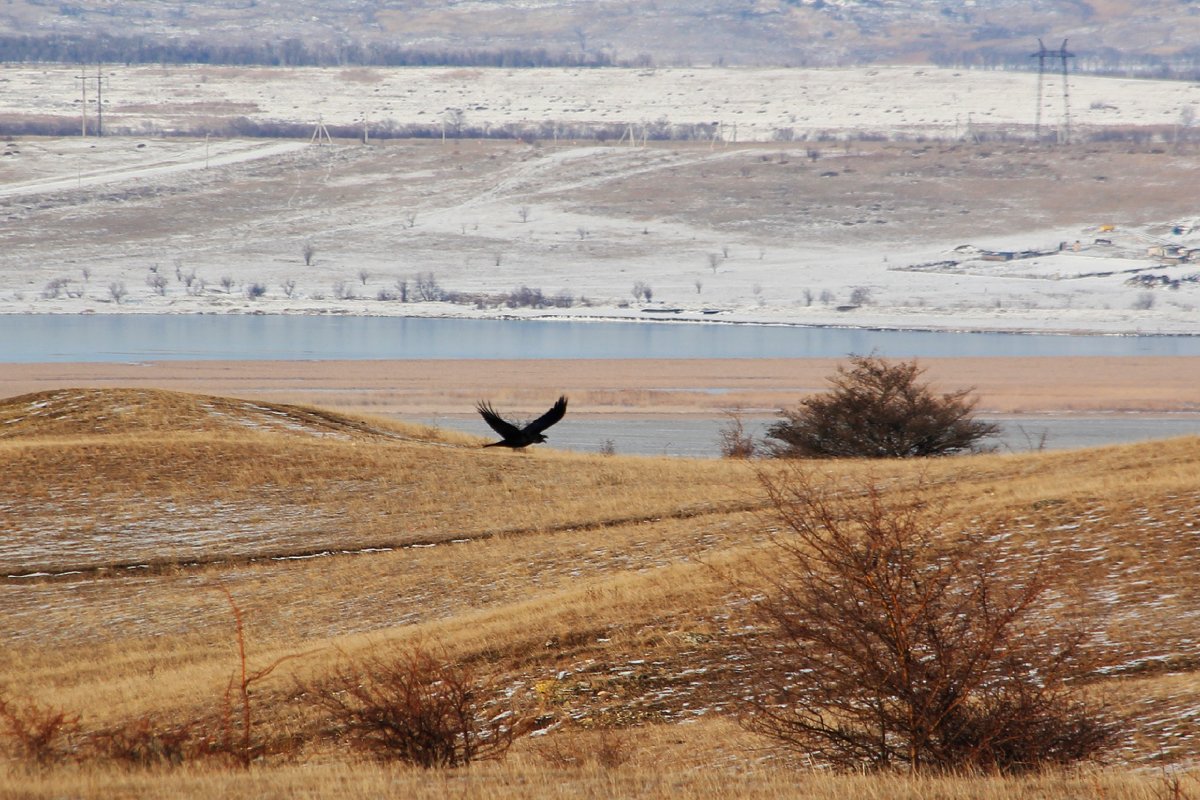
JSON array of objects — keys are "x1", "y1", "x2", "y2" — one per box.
[{"x1": 1031, "y1": 38, "x2": 1074, "y2": 144}]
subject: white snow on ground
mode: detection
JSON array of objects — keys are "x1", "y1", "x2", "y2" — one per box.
[
  {"x1": 4, "y1": 64, "x2": 1199, "y2": 142},
  {"x1": 2, "y1": 65, "x2": 1199, "y2": 334}
]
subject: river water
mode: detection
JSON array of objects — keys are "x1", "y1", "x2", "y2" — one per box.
[
  {"x1": 4, "y1": 314, "x2": 1196, "y2": 456},
  {"x1": 3, "y1": 314, "x2": 1200, "y2": 362}
]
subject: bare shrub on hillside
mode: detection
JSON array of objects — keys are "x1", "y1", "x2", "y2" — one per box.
[
  {"x1": 848, "y1": 285, "x2": 873, "y2": 305},
  {"x1": 765, "y1": 355, "x2": 998, "y2": 458},
  {"x1": 281, "y1": 279, "x2": 297, "y2": 298},
  {"x1": 507, "y1": 285, "x2": 546, "y2": 308},
  {"x1": 413, "y1": 272, "x2": 444, "y2": 302},
  {"x1": 552, "y1": 289, "x2": 574, "y2": 308},
  {"x1": 302, "y1": 242, "x2": 316, "y2": 266},
  {"x1": 0, "y1": 695, "x2": 81, "y2": 767},
  {"x1": 307, "y1": 645, "x2": 528, "y2": 767},
  {"x1": 87, "y1": 716, "x2": 197, "y2": 767},
  {"x1": 535, "y1": 726, "x2": 632, "y2": 768},
  {"x1": 107, "y1": 281, "x2": 127, "y2": 304},
  {"x1": 718, "y1": 409, "x2": 756, "y2": 459},
  {"x1": 147, "y1": 272, "x2": 168, "y2": 296},
  {"x1": 1132, "y1": 292, "x2": 1156, "y2": 310},
  {"x1": 41, "y1": 277, "x2": 70, "y2": 299},
  {"x1": 332, "y1": 280, "x2": 355, "y2": 301},
  {"x1": 739, "y1": 469, "x2": 1118, "y2": 773}
]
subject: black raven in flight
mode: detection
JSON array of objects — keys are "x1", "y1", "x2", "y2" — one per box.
[{"x1": 476, "y1": 395, "x2": 568, "y2": 448}]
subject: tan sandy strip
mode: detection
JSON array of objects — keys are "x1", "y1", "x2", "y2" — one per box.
[{"x1": 1, "y1": 356, "x2": 1197, "y2": 417}]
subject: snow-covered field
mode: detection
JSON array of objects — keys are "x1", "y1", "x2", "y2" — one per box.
[{"x1": 2, "y1": 65, "x2": 1199, "y2": 335}]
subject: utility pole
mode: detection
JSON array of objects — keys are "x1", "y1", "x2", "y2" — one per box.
[
  {"x1": 96, "y1": 64, "x2": 104, "y2": 137},
  {"x1": 77, "y1": 65, "x2": 88, "y2": 136},
  {"x1": 76, "y1": 64, "x2": 108, "y2": 137}
]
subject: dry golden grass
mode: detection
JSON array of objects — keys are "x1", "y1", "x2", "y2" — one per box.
[{"x1": 2, "y1": 387, "x2": 1200, "y2": 796}]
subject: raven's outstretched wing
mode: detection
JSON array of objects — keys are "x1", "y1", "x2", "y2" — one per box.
[
  {"x1": 525, "y1": 395, "x2": 568, "y2": 436},
  {"x1": 476, "y1": 401, "x2": 523, "y2": 439}
]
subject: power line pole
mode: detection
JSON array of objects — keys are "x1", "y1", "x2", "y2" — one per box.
[
  {"x1": 1031, "y1": 38, "x2": 1074, "y2": 144},
  {"x1": 77, "y1": 65, "x2": 88, "y2": 136},
  {"x1": 96, "y1": 64, "x2": 104, "y2": 137}
]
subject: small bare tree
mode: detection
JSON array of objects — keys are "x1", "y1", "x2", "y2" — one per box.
[
  {"x1": 358, "y1": 269, "x2": 371, "y2": 286},
  {"x1": 108, "y1": 282, "x2": 127, "y2": 304},
  {"x1": 849, "y1": 286, "x2": 873, "y2": 306},
  {"x1": 766, "y1": 355, "x2": 998, "y2": 459},
  {"x1": 517, "y1": 206, "x2": 531, "y2": 223},
  {"x1": 220, "y1": 275, "x2": 235, "y2": 294},
  {"x1": 146, "y1": 272, "x2": 168, "y2": 296},
  {"x1": 413, "y1": 272, "x2": 444, "y2": 302},
  {"x1": 281, "y1": 279, "x2": 297, "y2": 299},
  {"x1": 302, "y1": 242, "x2": 317, "y2": 266},
  {"x1": 739, "y1": 470, "x2": 1117, "y2": 773},
  {"x1": 707, "y1": 253, "x2": 721, "y2": 274},
  {"x1": 332, "y1": 280, "x2": 355, "y2": 301}
]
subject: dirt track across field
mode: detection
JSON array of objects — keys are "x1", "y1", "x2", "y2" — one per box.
[{"x1": 2, "y1": 356, "x2": 1196, "y2": 418}]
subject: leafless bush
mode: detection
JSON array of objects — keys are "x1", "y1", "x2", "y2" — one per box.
[
  {"x1": 220, "y1": 275, "x2": 235, "y2": 293},
  {"x1": 245, "y1": 282, "x2": 267, "y2": 299},
  {"x1": 87, "y1": 716, "x2": 196, "y2": 767},
  {"x1": 281, "y1": 279, "x2": 296, "y2": 298},
  {"x1": 739, "y1": 469, "x2": 1118, "y2": 773},
  {"x1": 302, "y1": 242, "x2": 317, "y2": 266},
  {"x1": 599, "y1": 439, "x2": 617, "y2": 456},
  {"x1": 819, "y1": 289, "x2": 836, "y2": 304},
  {"x1": 377, "y1": 288, "x2": 399, "y2": 301},
  {"x1": 632, "y1": 281, "x2": 652, "y2": 302},
  {"x1": 147, "y1": 272, "x2": 168, "y2": 296},
  {"x1": 307, "y1": 645, "x2": 528, "y2": 767},
  {"x1": 0, "y1": 695, "x2": 82, "y2": 767},
  {"x1": 108, "y1": 281, "x2": 127, "y2": 304},
  {"x1": 413, "y1": 272, "x2": 444, "y2": 302},
  {"x1": 41, "y1": 277, "x2": 71, "y2": 299},
  {"x1": 766, "y1": 355, "x2": 998, "y2": 458},
  {"x1": 848, "y1": 285, "x2": 873, "y2": 305},
  {"x1": 717, "y1": 409, "x2": 756, "y2": 459},
  {"x1": 708, "y1": 253, "x2": 721, "y2": 274},
  {"x1": 395, "y1": 279, "x2": 408, "y2": 302},
  {"x1": 507, "y1": 285, "x2": 546, "y2": 308},
  {"x1": 517, "y1": 205, "x2": 531, "y2": 223},
  {"x1": 1132, "y1": 292, "x2": 1157, "y2": 310},
  {"x1": 552, "y1": 289, "x2": 574, "y2": 308},
  {"x1": 535, "y1": 726, "x2": 632, "y2": 768},
  {"x1": 358, "y1": 269, "x2": 371, "y2": 286}
]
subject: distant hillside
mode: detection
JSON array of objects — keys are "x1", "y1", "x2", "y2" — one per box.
[{"x1": 2, "y1": 0, "x2": 1199, "y2": 73}]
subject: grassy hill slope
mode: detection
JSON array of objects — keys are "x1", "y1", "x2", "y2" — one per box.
[{"x1": 2, "y1": 388, "x2": 1199, "y2": 796}]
